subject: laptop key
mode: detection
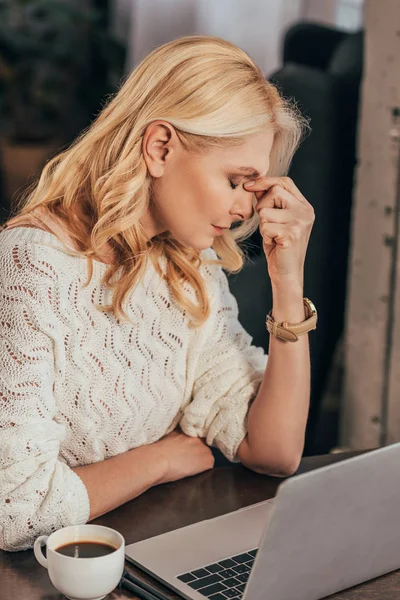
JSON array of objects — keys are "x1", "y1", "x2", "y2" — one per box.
[
  {"x1": 236, "y1": 584, "x2": 246, "y2": 593},
  {"x1": 222, "y1": 577, "x2": 241, "y2": 588},
  {"x1": 192, "y1": 568, "x2": 211, "y2": 578},
  {"x1": 231, "y1": 552, "x2": 253, "y2": 564},
  {"x1": 232, "y1": 564, "x2": 249, "y2": 575},
  {"x1": 208, "y1": 594, "x2": 227, "y2": 600},
  {"x1": 244, "y1": 560, "x2": 254, "y2": 568},
  {"x1": 236, "y1": 573, "x2": 249, "y2": 583},
  {"x1": 205, "y1": 563, "x2": 225, "y2": 573},
  {"x1": 178, "y1": 573, "x2": 197, "y2": 583},
  {"x1": 221, "y1": 569, "x2": 237, "y2": 578},
  {"x1": 219, "y1": 559, "x2": 236, "y2": 568},
  {"x1": 200, "y1": 582, "x2": 228, "y2": 597},
  {"x1": 222, "y1": 589, "x2": 241, "y2": 598},
  {"x1": 189, "y1": 574, "x2": 223, "y2": 590},
  {"x1": 248, "y1": 549, "x2": 258, "y2": 558}
]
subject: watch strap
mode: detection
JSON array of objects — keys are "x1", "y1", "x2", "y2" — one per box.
[{"x1": 266, "y1": 298, "x2": 318, "y2": 342}]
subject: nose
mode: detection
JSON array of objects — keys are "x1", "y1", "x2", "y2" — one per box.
[{"x1": 231, "y1": 190, "x2": 255, "y2": 222}]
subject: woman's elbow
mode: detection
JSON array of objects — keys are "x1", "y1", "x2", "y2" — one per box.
[
  {"x1": 245, "y1": 452, "x2": 301, "y2": 478},
  {"x1": 0, "y1": 510, "x2": 42, "y2": 552},
  {"x1": 236, "y1": 437, "x2": 302, "y2": 478},
  {"x1": 0, "y1": 528, "x2": 33, "y2": 552}
]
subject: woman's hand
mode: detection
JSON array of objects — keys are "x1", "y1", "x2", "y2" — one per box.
[
  {"x1": 73, "y1": 430, "x2": 214, "y2": 522},
  {"x1": 243, "y1": 177, "x2": 315, "y2": 286},
  {"x1": 153, "y1": 430, "x2": 215, "y2": 483}
]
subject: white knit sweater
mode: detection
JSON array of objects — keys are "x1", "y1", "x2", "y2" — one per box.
[{"x1": 0, "y1": 227, "x2": 268, "y2": 551}]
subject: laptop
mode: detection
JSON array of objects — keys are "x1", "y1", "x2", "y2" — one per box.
[{"x1": 125, "y1": 442, "x2": 400, "y2": 600}]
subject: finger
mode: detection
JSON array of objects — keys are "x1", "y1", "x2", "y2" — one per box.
[
  {"x1": 260, "y1": 222, "x2": 296, "y2": 249},
  {"x1": 277, "y1": 177, "x2": 309, "y2": 207},
  {"x1": 244, "y1": 176, "x2": 309, "y2": 208},
  {"x1": 258, "y1": 207, "x2": 292, "y2": 224},
  {"x1": 256, "y1": 185, "x2": 298, "y2": 211}
]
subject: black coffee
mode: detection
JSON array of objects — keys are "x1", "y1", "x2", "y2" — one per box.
[{"x1": 55, "y1": 541, "x2": 117, "y2": 558}]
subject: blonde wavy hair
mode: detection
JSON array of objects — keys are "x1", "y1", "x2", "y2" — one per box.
[{"x1": 4, "y1": 35, "x2": 307, "y2": 328}]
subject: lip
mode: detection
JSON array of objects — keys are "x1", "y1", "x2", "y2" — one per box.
[{"x1": 212, "y1": 225, "x2": 228, "y2": 235}]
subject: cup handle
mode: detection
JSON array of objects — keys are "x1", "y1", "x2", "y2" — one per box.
[{"x1": 34, "y1": 535, "x2": 49, "y2": 569}]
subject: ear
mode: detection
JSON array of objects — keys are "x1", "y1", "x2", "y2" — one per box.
[{"x1": 142, "y1": 120, "x2": 179, "y2": 178}]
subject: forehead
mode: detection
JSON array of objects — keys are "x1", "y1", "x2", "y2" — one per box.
[{"x1": 212, "y1": 129, "x2": 274, "y2": 174}]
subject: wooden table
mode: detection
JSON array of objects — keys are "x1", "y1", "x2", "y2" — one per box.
[{"x1": 1, "y1": 451, "x2": 400, "y2": 600}]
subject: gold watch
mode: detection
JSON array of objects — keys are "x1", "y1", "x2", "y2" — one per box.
[{"x1": 266, "y1": 297, "x2": 318, "y2": 342}]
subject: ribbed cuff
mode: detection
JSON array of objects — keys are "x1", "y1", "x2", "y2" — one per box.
[
  {"x1": 210, "y1": 408, "x2": 249, "y2": 463},
  {"x1": 70, "y1": 469, "x2": 91, "y2": 524},
  {"x1": 209, "y1": 375, "x2": 265, "y2": 463}
]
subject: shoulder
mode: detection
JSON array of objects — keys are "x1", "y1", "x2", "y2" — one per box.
[
  {"x1": 0, "y1": 227, "x2": 74, "y2": 291},
  {"x1": 199, "y1": 247, "x2": 233, "y2": 303},
  {"x1": 199, "y1": 247, "x2": 224, "y2": 281}
]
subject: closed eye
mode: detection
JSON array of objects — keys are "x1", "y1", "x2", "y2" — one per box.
[{"x1": 229, "y1": 179, "x2": 239, "y2": 190}]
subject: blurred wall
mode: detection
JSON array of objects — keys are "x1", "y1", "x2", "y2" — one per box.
[
  {"x1": 302, "y1": 0, "x2": 338, "y2": 24},
  {"x1": 127, "y1": 0, "x2": 198, "y2": 70},
  {"x1": 303, "y1": 0, "x2": 364, "y2": 29},
  {"x1": 113, "y1": 0, "x2": 364, "y2": 78},
  {"x1": 115, "y1": 0, "x2": 303, "y2": 77},
  {"x1": 195, "y1": 0, "x2": 303, "y2": 77}
]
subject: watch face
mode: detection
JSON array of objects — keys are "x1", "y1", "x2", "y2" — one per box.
[{"x1": 304, "y1": 297, "x2": 317, "y2": 317}]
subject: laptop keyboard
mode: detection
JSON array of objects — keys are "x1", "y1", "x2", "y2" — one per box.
[{"x1": 177, "y1": 548, "x2": 258, "y2": 599}]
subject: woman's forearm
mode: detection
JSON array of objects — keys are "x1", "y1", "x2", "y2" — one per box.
[
  {"x1": 73, "y1": 443, "x2": 166, "y2": 520},
  {"x1": 72, "y1": 430, "x2": 214, "y2": 520},
  {"x1": 237, "y1": 279, "x2": 310, "y2": 476}
]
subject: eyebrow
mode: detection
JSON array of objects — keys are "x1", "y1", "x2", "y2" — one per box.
[{"x1": 235, "y1": 166, "x2": 268, "y2": 178}]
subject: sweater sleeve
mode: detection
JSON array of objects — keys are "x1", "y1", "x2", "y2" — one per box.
[
  {"x1": 0, "y1": 252, "x2": 90, "y2": 551},
  {"x1": 180, "y1": 250, "x2": 268, "y2": 462}
]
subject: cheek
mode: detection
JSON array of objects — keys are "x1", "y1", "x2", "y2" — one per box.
[
  {"x1": 178, "y1": 178, "x2": 227, "y2": 224},
  {"x1": 155, "y1": 170, "x2": 232, "y2": 232},
  {"x1": 194, "y1": 178, "x2": 232, "y2": 217}
]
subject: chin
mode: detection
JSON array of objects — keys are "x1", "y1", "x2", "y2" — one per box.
[
  {"x1": 172, "y1": 232, "x2": 213, "y2": 251},
  {"x1": 190, "y1": 238, "x2": 214, "y2": 251}
]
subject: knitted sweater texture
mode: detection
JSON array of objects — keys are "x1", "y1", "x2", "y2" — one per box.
[{"x1": 0, "y1": 227, "x2": 267, "y2": 551}]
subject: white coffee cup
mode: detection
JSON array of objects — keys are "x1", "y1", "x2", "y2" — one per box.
[{"x1": 34, "y1": 524, "x2": 125, "y2": 600}]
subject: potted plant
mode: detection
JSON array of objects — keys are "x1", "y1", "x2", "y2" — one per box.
[{"x1": 0, "y1": 0, "x2": 125, "y2": 206}]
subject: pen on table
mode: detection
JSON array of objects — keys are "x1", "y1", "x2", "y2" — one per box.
[{"x1": 119, "y1": 570, "x2": 170, "y2": 600}]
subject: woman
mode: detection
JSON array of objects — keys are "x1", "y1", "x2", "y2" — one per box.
[{"x1": 0, "y1": 35, "x2": 315, "y2": 551}]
